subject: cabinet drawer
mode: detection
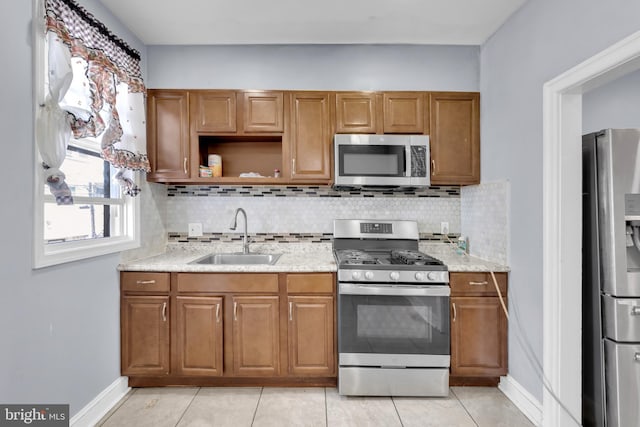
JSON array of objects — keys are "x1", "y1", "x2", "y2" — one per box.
[
  {"x1": 177, "y1": 273, "x2": 279, "y2": 293},
  {"x1": 450, "y1": 272, "x2": 507, "y2": 296},
  {"x1": 286, "y1": 273, "x2": 335, "y2": 294},
  {"x1": 121, "y1": 272, "x2": 170, "y2": 293}
]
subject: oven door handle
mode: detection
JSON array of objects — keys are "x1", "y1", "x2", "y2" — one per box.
[{"x1": 339, "y1": 282, "x2": 450, "y2": 297}]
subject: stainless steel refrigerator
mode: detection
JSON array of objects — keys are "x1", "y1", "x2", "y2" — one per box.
[{"x1": 583, "y1": 128, "x2": 640, "y2": 427}]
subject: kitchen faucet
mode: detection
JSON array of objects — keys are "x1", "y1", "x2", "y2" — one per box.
[{"x1": 229, "y1": 208, "x2": 250, "y2": 254}]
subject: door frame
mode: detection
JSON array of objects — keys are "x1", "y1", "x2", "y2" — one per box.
[{"x1": 542, "y1": 30, "x2": 640, "y2": 426}]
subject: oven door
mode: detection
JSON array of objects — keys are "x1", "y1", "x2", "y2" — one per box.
[{"x1": 338, "y1": 282, "x2": 450, "y2": 368}]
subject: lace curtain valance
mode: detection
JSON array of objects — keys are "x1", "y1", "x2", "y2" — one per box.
[{"x1": 38, "y1": 0, "x2": 149, "y2": 204}]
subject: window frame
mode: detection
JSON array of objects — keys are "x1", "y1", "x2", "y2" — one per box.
[{"x1": 32, "y1": 0, "x2": 140, "y2": 269}]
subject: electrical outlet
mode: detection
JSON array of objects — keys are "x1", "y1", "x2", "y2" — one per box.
[
  {"x1": 188, "y1": 223, "x2": 203, "y2": 237},
  {"x1": 440, "y1": 222, "x2": 449, "y2": 235}
]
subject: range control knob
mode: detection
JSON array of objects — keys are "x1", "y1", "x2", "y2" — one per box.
[
  {"x1": 389, "y1": 271, "x2": 400, "y2": 281},
  {"x1": 415, "y1": 272, "x2": 426, "y2": 281},
  {"x1": 427, "y1": 271, "x2": 438, "y2": 281},
  {"x1": 351, "y1": 271, "x2": 362, "y2": 280},
  {"x1": 364, "y1": 271, "x2": 375, "y2": 281}
]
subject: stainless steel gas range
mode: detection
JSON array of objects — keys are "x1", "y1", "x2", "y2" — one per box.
[{"x1": 333, "y1": 219, "x2": 450, "y2": 397}]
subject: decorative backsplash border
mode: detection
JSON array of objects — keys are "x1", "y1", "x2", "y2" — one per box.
[
  {"x1": 167, "y1": 232, "x2": 458, "y2": 243},
  {"x1": 167, "y1": 185, "x2": 460, "y2": 198}
]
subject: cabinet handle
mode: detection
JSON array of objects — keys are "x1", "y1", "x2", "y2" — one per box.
[
  {"x1": 452, "y1": 302, "x2": 457, "y2": 322},
  {"x1": 216, "y1": 303, "x2": 220, "y2": 323},
  {"x1": 289, "y1": 302, "x2": 293, "y2": 321},
  {"x1": 292, "y1": 158, "x2": 296, "y2": 174},
  {"x1": 233, "y1": 302, "x2": 238, "y2": 321},
  {"x1": 162, "y1": 302, "x2": 167, "y2": 322},
  {"x1": 135, "y1": 280, "x2": 156, "y2": 285},
  {"x1": 183, "y1": 157, "x2": 188, "y2": 174},
  {"x1": 632, "y1": 306, "x2": 640, "y2": 315},
  {"x1": 431, "y1": 159, "x2": 435, "y2": 175},
  {"x1": 469, "y1": 281, "x2": 489, "y2": 286}
]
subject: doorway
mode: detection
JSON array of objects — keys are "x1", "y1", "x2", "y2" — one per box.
[{"x1": 542, "y1": 30, "x2": 640, "y2": 427}]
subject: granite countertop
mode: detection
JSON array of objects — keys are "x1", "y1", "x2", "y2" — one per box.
[
  {"x1": 118, "y1": 242, "x2": 337, "y2": 273},
  {"x1": 119, "y1": 242, "x2": 509, "y2": 273}
]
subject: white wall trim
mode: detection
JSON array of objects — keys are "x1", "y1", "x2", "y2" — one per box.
[
  {"x1": 70, "y1": 376, "x2": 130, "y2": 427},
  {"x1": 499, "y1": 374, "x2": 542, "y2": 426},
  {"x1": 542, "y1": 30, "x2": 640, "y2": 427}
]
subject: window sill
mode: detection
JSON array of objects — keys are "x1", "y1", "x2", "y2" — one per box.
[{"x1": 33, "y1": 236, "x2": 140, "y2": 269}]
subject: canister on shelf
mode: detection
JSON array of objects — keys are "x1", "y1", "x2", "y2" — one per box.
[{"x1": 208, "y1": 154, "x2": 222, "y2": 177}]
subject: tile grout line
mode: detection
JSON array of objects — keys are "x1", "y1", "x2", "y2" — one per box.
[
  {"x1": 324, "y1": 387, "x2": 328, "y2": 427},
  {"x1": 390, "y1": 396, "x2": 405, "y2": 427},
  {"x1": 173, "y1": 387, "x2": 201, "y2": 427},
  {"x1": 250, "y1": 387, "x2": 264, "y2": 426},
  {"x1": 450, "y1": 388, "x2": 480, "y2": 427}
]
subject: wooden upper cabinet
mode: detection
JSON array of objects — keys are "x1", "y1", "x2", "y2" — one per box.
[
  {"x1": 335, "y1": 92, "x2": 378, "y2": 133},
  {"x1": 242, "y1": 91, "x2": 284, "y2": 133},
  {"x1": 383, "y1": 92, "x2": 426, "y2": 134},
  {"x1": 289, "y1": 92, "x2": 332, "y2": 181},
  {"x1": 191, "y1": 91, "x2": 237, "y2": 133},
  {"x1": 232, "y1": 296, "x2": 280, "y2": 376},
  {"x1": 146, "y1": 90, "x2": 190, "y2": 181},
  {"x1": 429, "y1": 92, "x2": 480, "y2": 185},
  {"x1": 121, "y1": 295, "x2": 170, "y2": 376},
  {"x1": 173, "y1": 296, "x2": 223, "y2": 377}
]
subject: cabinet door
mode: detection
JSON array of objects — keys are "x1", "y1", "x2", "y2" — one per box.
[
  {"x1": 242, "y1": 91, "x2": 284, "y2": 133},
  {"x1": 383, "y1": 92, "x2": 426, "y2": 134},
  {"x1": 174, "y1": 296, "x2": 223, "y2": 376},
  {"x1": 121, "y1": 296, "x2": 170, "y2": 376},
  {"x1": 232, "y1": 296, "x2": 280, "y2": 376},
  {"x1": 290, "y1": 92, "x2": 332, "y2": 181},
  {"x1": 450, "y1": 296, "x2": 507, "y2": 377},
  {"x1": 335, "y1": 92, "x2": 378, "y2": 133},
  {"x1": 191, "y1": 91, "x2": 237, "y2": 133},
  {"x1": 288, "y1": 296, "x2": 335, "y2": 376},
  {"x1": 429, "y1": 92, "x2": 480, "y2": 185},
  {"x1": 147, "y1": 90, "x2": 190, "y2": 180}
]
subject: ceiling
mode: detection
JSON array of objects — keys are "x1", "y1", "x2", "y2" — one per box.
[{"x1": 98, "y1": 0, "x2": 528, "y2": 46}]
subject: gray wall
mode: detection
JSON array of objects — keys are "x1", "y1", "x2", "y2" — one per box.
[
  {"x1": 0, "y1": 0, "x2": 146, "y2": 417},
  {"x1": 480, "y1": 0, "x2": 640, "y2": 401},
  {"x1": 583, "y1": 69, "x2": 640, "y2": 133},
  {"x1": 146, "y1": 44, "x2": 479, "y2": 90}
]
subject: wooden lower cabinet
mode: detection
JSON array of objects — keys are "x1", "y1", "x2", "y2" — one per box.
[
  {"x1": 121, "y1": 272, "x2": 336, "y2": 386},
  {"x1": 449, "y1": 272, "x2": 508, "y2": 383},
  {"x1": 121, "y1": 295, "x2": 170, "y2": 376},
  {"x1": 232, "y1": 296, "x2": 280, "y2": 376},
  {"x1": 288, "y1": 296, "x2": 335, "y2": 376},
  {"x1": 173, "y1": 296, "x2": 223, "y2": 376}
]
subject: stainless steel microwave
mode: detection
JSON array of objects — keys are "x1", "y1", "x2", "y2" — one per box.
[{"x1": 333, "y1": 134, "x2": 430, "y2": 188}]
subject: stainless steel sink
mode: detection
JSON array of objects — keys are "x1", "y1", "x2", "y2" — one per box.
[{"x1": 191, "y1": 253, "x2": 282, "y2": 265}]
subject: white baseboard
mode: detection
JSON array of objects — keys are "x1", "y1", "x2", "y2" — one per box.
[
  {"x1": 499, "y1": 374, "x2": 543, "y2": 426},
  {"x1": 70, "y1": 376, "x2": 130, "y2": 427}
]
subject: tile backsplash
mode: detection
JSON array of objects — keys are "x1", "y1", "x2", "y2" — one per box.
[
  {"x1": 166, "y1": 194, "x2": 461, "y2": 234},
  {"x1": 116, "y1": 178, "x2": 515, "y2": 268},
  {"x1": 461, "y1": 181, "x2": 509, "y2": 265}
]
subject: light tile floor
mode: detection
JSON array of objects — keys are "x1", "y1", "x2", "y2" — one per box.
[{"x1": 97, "y1": 386, "x2": 535, "y2": 427}]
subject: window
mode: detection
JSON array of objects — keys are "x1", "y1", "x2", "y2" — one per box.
[{"x1": 33, "y1": 0, "x2": 142, "y2": 268}]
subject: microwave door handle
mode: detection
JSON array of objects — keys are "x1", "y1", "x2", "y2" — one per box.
[{"x1": 405, "y1": 145, "x2": 411, "y2": 177}]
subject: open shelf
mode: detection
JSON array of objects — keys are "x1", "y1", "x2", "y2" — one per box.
[{"x1": 198, "y1": 135, "x2": 283, "y2": 179}]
